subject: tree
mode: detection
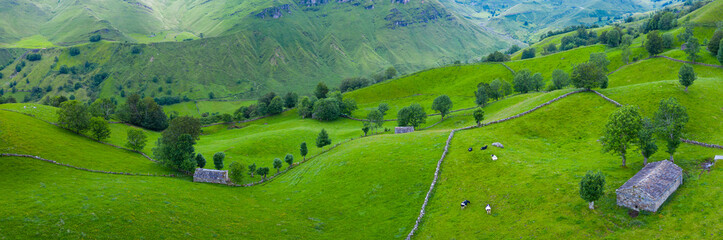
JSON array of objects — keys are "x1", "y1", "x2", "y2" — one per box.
[
  {"x1": 57, "y1": 100, "x2": 91, "y2": 133},
  {"x1": 300, "y1": 142, "x2": 308, "y2": 161},
  {"x1": 248, "y1": 163, "x2": 257, "y2": 177},
  {"x1": 684, "y1": 37, "x2": 700, "y2": 62},
  {"x1": 213, "y1": 152, "x2": 225, "y2": 170},
  {"x1": 153, "y1": 133, "x2": 197, "y2": 172},
  {"x1": 377, "y1": 103, "x2": 390, "y2": 116},
  {"x1": 362, "y1": 124, "x2": 370, "y2": 136},
  {"x1": 284, "y1": 92, "x2": 298, "y2": 109},
  {"x1": 579, "y1": 171, "x2": 605, "y2": 210},
  {"x1": 397, "y1": 103, "x2": 427, "y2": 128},
  {"x1": 339, "y1": 77, "x2": 370, "y2": 92},
  {"x1": 488, "y1": 79, "x2": 504, "y2": 100},
  {"x1": 161, "y1": 116, "x2": 202, "y2": 145},
  {"x1": 677, "y1": 25, "x2": 693, "y2": 43},
  {"x1": 116, "y1": 94, "x2": 168, "y2": 131},
  {"x1": 89, "y1": 35, "x2": 101, "y2": 42},
  {"x1": 90, "y1": 98, "x2": 116, "y2": 120},
  {"x1": 256, "y1": 167, "x2": 270, "y2": 179},
  {"x1": 662, "y1": 33, "x2": 674, "y2": 49},
  {"x1": 486, "y1": 51, "x2": 509, "y2": 62},
  {"x1": 316, "y1": 129, "x2": 331, "y2": 150},
  {"x1": 340, "y1": 98, "x2": 358, "y2": 116},
  {"x1": 551, "y1": 69, "x2": 570, "y2": 90},
  {"x1": 385, "y1": 67, "x2": 397, "y2": 80},
  {"x1": 474, "y1": 85, "x2": 488, "y2": 106},
  {"x1": 678, "y1": 64, "x2": 696, "y2": 92},
  {"x1": 571, "y1": 62, "x2": 607, "y2": 90},
  {"x1": 636, "y1": 118, "x2": 658, "y2": 165},
  {"x1": 285, "y1": 154, "x2": 294, "y2": 168},
  {"x1": 298, "y1": 96, "x2": 314, "y2": 118},
  {"x1": 125, "y1": 129, "x2": 147, "y2": 151},
  {"x1": 88, "y1": 117, "x2": 111, "y2": 141},
  {"x1": 432, "y1": 95, "x2": 453, "y2": 119},
  {"x1": 273, "y1": 158, "x2": 283, "y2": 173},
  {"x1": 645, "y1": 31, "x2": 664, "y2": 56},
  {"x1": 196, "y1": 153, "x2": 206, "y2": 168},
  {"x1": 258, "y1": 92, "x2": 277, "y2": 106},
  {"x1": 654, "y1": 97, "x2": 688, "y2": 162},
  {"x1": 69, "y1": 47, "x2": 80, "y2": 56},
  {"x1": 473, "y1": 108, "x2": 484, "y2": 126},
  {"x1": 367, "y1": 109, "x2": 384, "y2": 133},
  {"x1": 621, "y1": 45, "x2": 632, "y2": 64},
  {"x1": 718, "y1": 39, "x2": 723, "y2": 65},
  {"x1": 314, "y1": 82, "x2": 329, "y2": 99},
  {"x1": 521, "y1": 48, "x2": 535, "y2": 59},
  {"x1": 506, "y1": 45, "x2": 521, "y2": 54},
  {"x1": 531, "y1": 73, "x2": 544, "y2": 91},
  {"x1": 229, "y1": 162, "x2": 244, "y2": 183},
  {"x1": 312, "y1": 98, "x2": 341, "y2": 121},
  {"x1": 267, "y1": 96, "x2": 284, "y2": 115},
  {"x1": 600, "y1": 105, "x2": 642, "y2": 167},
  {"x1": 589, "y1": 53, "x2": 610, "y2": 72},
  {"x1": 708, "y1": 29, "x2": 723, "y2": 54},
  {"x1": 513, "y1": 69, "x2": 533, "y2": 93}
]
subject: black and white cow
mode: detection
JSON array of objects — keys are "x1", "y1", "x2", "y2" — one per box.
[
  {"x1": 480, "y1": 145, "x2": 488, "y2": 150},
  {"x1": 461, "y1": 200, "x2": 471, "y2": 209},
  {"x1": 468, "y1": 148, "x2": 473, "y2": 152}
]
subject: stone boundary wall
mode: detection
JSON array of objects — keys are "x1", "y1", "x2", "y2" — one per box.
[
  {"x1": 681, "y1": 138, "x2": 723, "y2": 149},
  {"x1": 590, "y1": 90, "x2": 622, "y2": 107},
  {"x1": 652, "y1": 56, "x2": 723, "y2": 69},
  {"x1": 499, "y1": 62, "x2": 515, "y2": 74},
  {"x1": 0, "y1": 153, "x2": 180, "y2": 177}
]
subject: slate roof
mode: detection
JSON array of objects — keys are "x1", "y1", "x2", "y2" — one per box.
[
  {"x1": 193, "y1": 168, "x2": 229, "y2": 184},
  {"x1": 617, "y1": 160, "x2": 682, "y2": 199}
]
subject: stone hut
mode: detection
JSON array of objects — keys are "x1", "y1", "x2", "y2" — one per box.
[
  {"x1": 193, "y1": 168, "x2": 230, "y2": 184},
  {"x1": 616, "y1": 160, "x2": 683, "y2": 212},
  {"x1": 395, "y1": 126, "x2": 414, "y2": 134}
]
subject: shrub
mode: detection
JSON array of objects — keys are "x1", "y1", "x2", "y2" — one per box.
[
  {"x1": 213, "y1": 152, "x2": 225, "y2": 170},
  {"x1": 26, "y1": 53, "x2": 41, "y2": 61},
  {"x1": 579, "y1": 171, "x2": 605, "y2": 210},
  {"x1": 521, "y1": 48, "x2": 535, "y2": 59},
  {"x1": 89, "y1": 35, "x2": 101, "y2": 42},
  {"x1": 229, "y1": 162, "x2": 244, "y2": 183},
  {"x1": 69, "y1": 47, "x2": 80, "y2": 56},
  {"x1": 125, "y1": 129, "x2": 147, "y2": 151},
  {"x1": 316, "y1": 129, "x2": 331, "y2": 150}
]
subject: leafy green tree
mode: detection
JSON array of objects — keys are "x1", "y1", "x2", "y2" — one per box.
[
  {"x1": 367, "y1": 109, "x2": 384, "y2": 133},
  {"x1": 488, "y1": 79, "x2": 504, "y2": 100},
  {"x1": 316, "y1": 129, "x2": 332, "y2": 150},
  {"x1": 90, "y1": 98, "x2": 116, "y2": 120},
  {"x1": 196, "y1": 153, "x2": 206, "y2": 168},
  {"x1": 89, "y1": 35, "x2": 101, "y2": 42},
  {"x1": 89, "y1": 117, "x2": 111, "y2": 141},
  {"x1": 153, "y1": 133, "x2": 196, "y2": 172},
  {"x1": 636, "y1": 118, "x2": 658, "y2": 166},
  {"x1": 513, "y1": 69, "x2": 533, "y2": 93},
  {"x1": 125, "y1": 129, "x2": 147, "y2": 151},
  {"x1": 645, "y1": 31, "x2": 664, "y2": 56},
  {"x1": 161, "y1": 116, "x2": 202, "y2": 144},
  {"x1": 256, "y1": 167, "x2": 270, "y2": 179},
  {"x1": 685, "y1": 37, "x2": 700, "y2": 62},
  {"x1": 677, "y1": 25, "x2": 693, "y2": 43},
  {"x1": 501, "y1": 79, "x2": 513, "y2": 96},
  {"x1": 475, "y1": 85, "x2": 488, "y2": 106},
  {"x1": 521, "y1": 48, "x2": 535, "y2": 59},
  {"x1": 298, "y1": 96, "x2": 314, "y2": 118},
  {"x1": 362, "y1": 124, "x2": 370, "y2": 136},
  {"x1": 258, "y1": 92, "x2": 276, "y2": 106},
  {"x1": 486, "y1": 51, "x2": 509, "y2": 62},
  {"x1": 718, "y1": 39, "x2": 723, "y2": 65},
  {"x1": 340, "y1": 98, "x2": 358, "y2": 116},
  {"x1": 506, "y1": 45, "x2": 521, "y2": 54},
  {"x1": 314, "y1": 82, "x2": 329, "y2": 99},
  {"x1": 273, "y1": 158, "x2": 283, "y2": 173},
  {"x1": 267, "y1": 96, "x2": 284, "y2": 115},
  {"x1": 57, "y1": 100, "x2": 91, "y2": 133},
  {"x1": 116, "y1": 94, "x2": 168, "y2": 131},
  {"x1": 285, "y1": 154, "x2": 294, "y2": 168},
  {"x1": 385, "y1": 67, "x2": 397, "y2": 80},
  {"x1": 654, "y1": 97, "x2": 688, "y2": 162},
  {"x1": 621, "y1": 45, "x2": 632, "y2": 64},
  {"x1": 600, "y1": 105, "x2": 642, "y2": 167},
  {"x1": 229, "y1": 161, "x2": 244, "y2": 183},
  {"x1": 431, "y1": 95, "x2": 453, "y2": 119},
  {"x1": 300, "y1": 142, "x2": 308, "y2": 160},
  {"x1": 213, "y1": 152, "x2": 225, "y2": 170},
  {"x1": 397, "y1": 103, "x2": 427, "y2": 128},
  {"x1": 662, "y1": 33, "x2": 674, "y2": 49},
  {"x1": 551, "y1": 69, "x2": 570, "y2": 90},
  {"x1": 589, "y1": 53, "x2": 610, "y2": 72},
  {"x1": 571, "y1": 62, "x2": 607, "y2": 90},
  {"x1": 579, "y1": 171, "x2": 605, "y2": 210},
  {"x1": 284, "y1": 92, "x2": 298, "y2": 109},
  {"x1": 473, "y1": 108, "x2": 484, "y2": 126},
  {"x1": 377, "y1": 103, "x2": 390, "y2": 116},
  {"x1": 312, "y1": 98, "x2": 341, "y2": 121},
  {"x1": 707, "y1": 29, "x2": 723, "y2": 54},
  {"x1": 531, "y1": 73, "x2": 544, "y2": 91},
  {"x1": 248, "y1": 163, "x2": 257, "y2": 177},
  {"x1": 678, "y1": 64, "x2": 696, "y2": 92}
]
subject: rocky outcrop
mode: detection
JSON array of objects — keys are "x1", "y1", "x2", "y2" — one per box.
[
  {"x1": 252, "y1": 4, "x2": 292, "y2": 19},
  {"x1": 385, "y1": 5, "x2": 453, "y2": 29}
]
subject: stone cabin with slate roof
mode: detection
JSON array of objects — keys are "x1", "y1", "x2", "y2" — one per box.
[
  {"x1": 395, "y1": 126, "x2": 414, "y2": 134},
  {"x1": 193, "y1": 168, "x2": 230, "y2": 184},
  {"x1": 616, "y1": 160, "x2": 683, "y2": 212}
]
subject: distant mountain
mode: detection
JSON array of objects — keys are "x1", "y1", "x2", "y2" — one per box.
[
  {"x1": 437, "y1": 0, "x2": 673, "y2": 42},
  {"x1": 0, "y1": 0, "x2": 508, "y2": 99}
]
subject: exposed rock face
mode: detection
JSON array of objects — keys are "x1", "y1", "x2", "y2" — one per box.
[
  {"x1": 384, "y1": 4, "x2": 453, "y2": 29},
  {"x1": 253, "y1": 4, "x2": 292, "y2": 19},
  {"x1": 492, "y1": 142, "x2": 504, "y2": 148}
]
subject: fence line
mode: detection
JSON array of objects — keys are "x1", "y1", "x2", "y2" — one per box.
[{"x1": 0, "y1": 153, "x2": 180, "y2": 177}]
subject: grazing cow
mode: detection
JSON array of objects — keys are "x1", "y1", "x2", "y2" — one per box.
[
  {"x1": 486, "y1": 204, "x2": 492, "y2": 214},
  {"x1": 480, "y1": 145, "x2": 488, "y2": 150},
  {"x1": 491, "y1": 154, "x2": 498, "y2": 161},
  {"x1": 461, "y1": 200, "x2": 471, "y2": 209},
  {"x1": 468, "y1": 148, "x2": 473, "y2": 152}
]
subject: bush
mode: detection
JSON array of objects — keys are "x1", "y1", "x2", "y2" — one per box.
[
  {"x1": 116, "y1": 94, "x2": 169, "y2": 131},
  {"x1": 485, "y1": 51, "x2": 509, "y2": 62},
  {"x1": 26, "y1": 53, "x2": 42, "y2": 61},
  {"x1": 213, "y1": 152, "x2": 225, "y2": 170},
  {"x1": 229, "y1": 161, "x2": 244, "y2": 183},
  {"x1": 69, "y1": 47, "x2": 80, "y2": 56},
  {"x1": 521, "y1": 48, "x2": 536, "y2": 59},
  {"x1": 125, "y1": 129, "x2": 147, "y2": 151},
  {"x1": 89, "y1": 35, "x2": 101, "y2": 42},
  {"x1": 506, "y1": 45, "x2": 521, "y2": 54},
  {"x1": 131, "y1": 46, "x2": 142, "y2": 54},
  {"x1": 340, "y1": 77, "x2": 370, "y2": 93}
]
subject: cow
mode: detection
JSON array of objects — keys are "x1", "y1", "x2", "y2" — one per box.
[
  {"x1": 486, "y1": 204, "x2": 492, "y2": 214},
  {"x1": 461, "y1": 200, "x2": 471, "y2": 209},
  {"x1": 468, "y1": 148, "x2": 473, "y2": 152},
  {"x1": 480, "y1": 145, "x2": 488, "y2": 150},
  {"x1": 491, "y1": 154, "x2": 498, "y2": 161}
]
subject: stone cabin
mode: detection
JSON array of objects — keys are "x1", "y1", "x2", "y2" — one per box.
[
  {"x1": 395, "y1": 126, "x2": 414, "y2": 134},
  {"x1": 193, "y1": 168, "x2": 230, "y2": 184},
  {"x1": 616, "y1": 160, "x2": 683, "y2": 212}
]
